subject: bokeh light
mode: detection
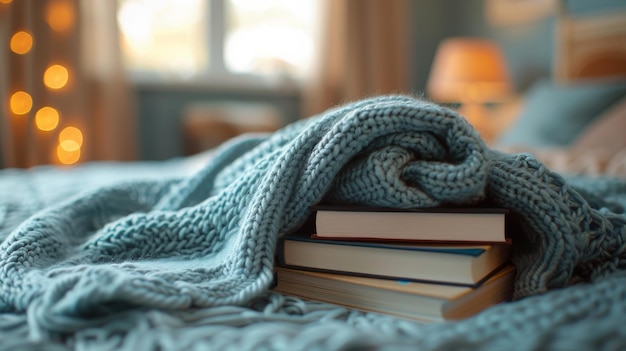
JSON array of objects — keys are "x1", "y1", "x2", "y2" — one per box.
[
  {"x1": 10, "y1": 31, "x2": 33, "y2": 54},
  {"x1": 0, "y1": 0, "x2": 14, "y2": 4},
  {"x1": 46, "y1": 0, "x2": 75, "y2": 32},
  {"x1": 43, "y1": 64, "x2": 69, "y2": 89},
  {"x1": 10, "y1": 91, "x2": 33, "y2": 115},
  {"x1": 58, "y1": 126, "x2": 83, "y2": 151},
  {"x1": 35, "y1": 107, "x2": 60, "y2": 131},
  {"x1": 56, "y1": 144, "x2": 81, "y2": 164}
]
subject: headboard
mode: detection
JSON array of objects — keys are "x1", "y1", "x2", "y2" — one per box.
[{"x1": 554, "y1": 8, "x2": 626, "y2": 82}]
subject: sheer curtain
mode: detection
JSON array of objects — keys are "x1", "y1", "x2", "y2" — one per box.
[
  {"x1": 0, "y1": 0, "x2": 135, "y2": 169},
  {"x1": 302, "y1": 0, "x2": 412, "y2": 117}
]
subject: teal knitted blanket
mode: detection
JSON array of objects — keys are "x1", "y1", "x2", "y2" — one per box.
[{"x1": 1, "y1": 95, "x2": 625, "y2": 350}]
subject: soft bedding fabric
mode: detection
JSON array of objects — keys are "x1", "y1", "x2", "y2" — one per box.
[{"x1": 1, "y1": 95, "x2": 625, "y2": 350}]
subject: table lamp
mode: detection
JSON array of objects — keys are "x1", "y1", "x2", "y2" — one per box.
[{"x1": 427, "y1": 38, "x2": 512, "y2": 141}]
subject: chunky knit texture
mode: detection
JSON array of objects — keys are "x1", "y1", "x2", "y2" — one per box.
[{"x1": 1, "y1": 95, "x2": 625, "y2": 350}]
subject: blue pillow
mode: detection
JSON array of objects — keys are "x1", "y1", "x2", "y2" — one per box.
[{"x1": 496, "y1": 80, "x2": 626, "y2": 147}]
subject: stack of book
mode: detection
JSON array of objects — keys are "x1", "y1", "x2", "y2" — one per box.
[{"x1": 273, "y1": 205, "x2": 515, "y2": 323}]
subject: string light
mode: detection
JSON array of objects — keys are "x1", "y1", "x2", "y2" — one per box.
[
  {"x1": 46, "y1": 0, "x2": 75, "y2": 32},
  {"x1": 56, "y1": 144, "x2": 81, "y2": 164},
  {"x1": 10, "y1": 31, "x2": 33, "y2": 54},
  {"x1": 56, "y1": 126, "x2": 83, "y2": 165},
  {"x1": 10, "y1": 91, "x2": 33, "y2": 115},
  {"x1": 35, "y1": 107, "x2": 60, "y2": 131},
  {"x1": 58, "y1": 126, "x2": 83, "y2": 151},
  {"x1": 6, "y1": 1, "x2": 85, "y2": 166},
  {"x1": 43, "y1": 64, "x2": 69, "y2": 89}
]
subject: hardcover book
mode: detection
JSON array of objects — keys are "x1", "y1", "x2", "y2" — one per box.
[
  {"x1": 277, "y1": 231, "x2": 511, "y2": 285},
  {"x1": 273, "y1": 264, "x2": 516, "y2": 322},
  {"x1": 313, "y1": 205, "x2": 509, "y2": 243}
]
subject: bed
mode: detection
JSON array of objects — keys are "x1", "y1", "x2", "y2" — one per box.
[
  {"x1": 2, "y1": 10, "x2": 626, "y2": 351},
  {"x1": 1, "y1": 93, "x2": 626, "y2": 350}
]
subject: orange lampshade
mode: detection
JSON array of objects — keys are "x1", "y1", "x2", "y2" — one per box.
[{"x1": 427, "y1": 38, "x2": 511, "y2": 103}]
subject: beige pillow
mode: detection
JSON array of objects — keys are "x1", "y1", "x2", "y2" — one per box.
[
  {"x1": 571, "y1": 96, "x2": 626, "y2": 177},
  {"x1": 573, "y1": 96, "x2": 626, "y2": 154}
]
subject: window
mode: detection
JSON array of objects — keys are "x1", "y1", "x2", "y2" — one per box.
[{"x1": 116, "y1": 0, "x2": 318, "y2": 82}]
